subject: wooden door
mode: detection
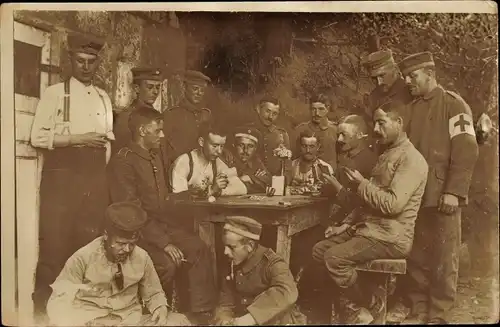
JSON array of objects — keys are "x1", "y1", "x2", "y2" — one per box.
[{"x1": 13, "y1": 20, "x2": 59, "y2": 325}]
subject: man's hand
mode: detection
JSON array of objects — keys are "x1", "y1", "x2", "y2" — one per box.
[
  {"x1": 439, "y1": 193, "x2": 459, "y2": 215},
  {"x1": 151, "y1": 305, "x2": 169, "y2": 325},
  {"x1": 164, "y1": 244, "x2": 185, "y2": 267},
  {"x1": 75, "y1": 132, "x2": 108, "y2": 148},
  {"x1": 213, "y1": 173, "x2": 229, "y2": 193},
  {"x1": 324, "y1": 224, "x2": 350, "y2": 238},
  {"x1": 240, "y1": 175, "x2": 253, "y2": 184},
  {"x1": 255, "y1": 169, "x2": 267, "y2": 177},
  {"x1": 344, "y1": 168, "x2": 364, "y2": 185}
]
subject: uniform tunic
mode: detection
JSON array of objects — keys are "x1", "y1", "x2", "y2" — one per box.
[
  {"x1": 241, "y1": 121, "x2": 291, "y2": 177},
  {"x1": 30, "y1": 77, "x2": 114, "y2": 311},
  {"x1": 222, "y1": 150, "x2": 272, "y2": 194},
  {"x1": 215, "y1": 245, "x2": 306, "y2": 325},
  {"x1": 293, "y1": 120, "x2": 338, "y2": 170},
  {"x1": 112, "y1": 100, "x2": 156, "y2": 155},
  {"x1": 106, "y1": 143, "x2": 217, "y2": 313},
  {"x1": 46, "y1": 237, "x2": 174, "y2": 326},
  {"x1": 162, "y1": 99, "x2": 212, "y2": 161},
  {"x1": 403, "y1": 86, "x2": 479, "y2": 321}
]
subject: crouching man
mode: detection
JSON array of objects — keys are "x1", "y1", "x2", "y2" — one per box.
[
  {"x1": 312, "y1": 103, "x2": 429, "y2": 324},
  {"x1": 215, "y1": 216, "x2": 306, "y2": 326},
  {"x1": 46, "y1": 202, "x2": 190, "y2": 326}
]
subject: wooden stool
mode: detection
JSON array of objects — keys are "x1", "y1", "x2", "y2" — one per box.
[{"x1": 331, "y1": 259, "x2": 407, "y2": 325}]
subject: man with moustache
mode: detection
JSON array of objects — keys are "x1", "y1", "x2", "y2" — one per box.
[
  {"x1": 30, "y1": 33, "x2": 115, "y2": 317},
  {"x1": 312, "y1": 103, "x2": 428, "y2": 324},
  {"x1": 241, "y1": 97, "x2": 291, "y2": 177},
  {"x1": 222, "y1": 127, "x2": 271, "y2": 194},
  {"x1": 170, "y1": 125, "x2": 248, "y2": 197},
  {"x1": 294, "y1": 93, "x2": 338, "y2": 169},
  {"x1": 113, "y1": 67, "x2": 163, "y2": 155},
  {"x1": 363, "y1": 50, "x2": 413, "y2": 119},
  {"x1": 46, "y1": 202, "x2": 190, "y2": 327},
  {"x1": 289, "y1": 130, "x2": 334, "y2": 188},
  {"x1": 214, "y1": 216, "x2": 305, "y2": 326},
  {"x1": 107, "y1": 109, "x2": 217, "y2": 325},
  {"x1": 163, "y1": 70, "x2": 213, "y2": 161},
  {"x1": 387, "y1": 52, "x2": 479, "y2": 325}
]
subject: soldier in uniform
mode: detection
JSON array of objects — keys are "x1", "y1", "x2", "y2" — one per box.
[
  {"x1": 215, "y1": 216, "x2": 306, "y2": 326},
  {"x1": 241, "y1": 97, "x2": 291, "y2": 177},
  {"x1": 389, "y1": 52, "x2": 479, "y2": 325},
  {"x1": 313, "y1": 103, "x2": 429, "y2": 324},
  {"x1": 223, "y1": 127, "x2": 272, "y2": 194},
  {"x1": 30, "y1": 33, "x2": 115, "y2": 316},
  {"x1": 112, "y1": 67, "x2": 163, "y2": 155},
  {"x1": 107, "y1": 108, "x2": 217, "y2": 325},
  {"x1": 162, "y1": 70, "x2": 212, "y2": 161},
  {"x1": 362, "y1": 49, "x2": 413, "y2": 120},
  {"x1": 46, "y1": 202, "x2": 190, "y2": 327},
  {"x1": 293, "y1": 93, "x2": 338, "y2": 170}
]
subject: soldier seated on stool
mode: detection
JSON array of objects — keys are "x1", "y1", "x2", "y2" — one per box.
[
  {"x1": 312, "y1": 103, "x2": 429, "y2": 324},
  {"x1": 215, "y1": 216, "x2": 306, "y2": 326},
  {"x1": 46, "y1": 202, "x2": 191, "y2": 326}
]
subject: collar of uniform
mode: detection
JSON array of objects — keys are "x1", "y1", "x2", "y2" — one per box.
[
  {"x1": 127, "y1": 142, "x2": 153, "y2": 160},
  {"x1": 181, "y1": 98, "x2": 203, "y2": 114},
  {"x1": 387, "y1": 133, "x2": 409, "y2": 150},
  {"x1": 239, "y1": 244, "x2": 267, "y2": 274},
  {"x1": 308, "y1": 120, "x2": 331, "y2": 131},
  {"x1": 422, "y1": 85, "x2": 443, "y2": 101},
  {"x1": 131, "y1": 99, "x2": 154, "y2": 110},
  {"x1": 388, "y1": 77, "x2": 407, "y2": 97},
  {"x1": 347, "y1": 143, "x2": 369, "y2": 159}
]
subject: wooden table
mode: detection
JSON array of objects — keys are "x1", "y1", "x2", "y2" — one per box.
[{"x1": 174, "y1": 194, "x2": 330, "y2": 283}]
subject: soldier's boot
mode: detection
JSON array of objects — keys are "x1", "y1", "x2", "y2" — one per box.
[
  {"x1": 386, "y1": 301, "x2": 411, "y2": 324},
  {"x1": 340, "y1": 283, "x2": 374, "y2": 324}
]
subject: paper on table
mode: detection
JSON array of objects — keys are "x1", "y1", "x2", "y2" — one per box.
[{"x1": 272, "y1": 176, "x2": 285, "y2": 196}]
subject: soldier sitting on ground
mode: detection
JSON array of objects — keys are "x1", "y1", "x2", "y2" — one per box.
[
  {"x1": 46, "y1": 202, "x2": 190, "y2": 327},
  {"x1": 215, "y1": 216, "x2": 307, "y2": 326}
]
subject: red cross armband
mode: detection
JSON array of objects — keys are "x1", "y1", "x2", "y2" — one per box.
[{"x1": 448, "y1": 113, "x2": 475, "y2": 139}]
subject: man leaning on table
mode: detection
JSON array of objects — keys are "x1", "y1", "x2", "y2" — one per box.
[
  {"x1": 46, "y1": 202, "x2": 190, "y2": 326},
  {"x1": 214, "y1": 216, "x2": 306, "y2": 326},
  {"x1": 170, "y1": 124, "x2": 248, "y2": 197},
  {"x1": 312, "y1": 102, "x2": 429, "y2": 324}
]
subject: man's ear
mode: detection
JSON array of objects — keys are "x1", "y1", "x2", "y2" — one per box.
[
  {"x1": 139, "y1": 125, "x2": 146, "y2": 137},
  {"x1": 198, "y1": 137, "x2": 205, "y2": 148},
  {"x1": 103, "y1": 231, "x2": 108, "y2": 241},
  {"x1": 132, "y1": 83, "x2": 140, "y2": 94}
]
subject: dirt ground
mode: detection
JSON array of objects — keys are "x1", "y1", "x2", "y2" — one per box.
[{"x1": 297, "y1": 250, "x2": 500, "y2": 325}]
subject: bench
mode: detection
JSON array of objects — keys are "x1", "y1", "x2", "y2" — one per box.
[{"x1": 331, "y1": 259, "x2": 407, "y2": 325}]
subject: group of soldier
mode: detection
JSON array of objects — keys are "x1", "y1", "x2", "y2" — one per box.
[{"x1": 28, "y1": 32, "x2": 492, "y2": 326}]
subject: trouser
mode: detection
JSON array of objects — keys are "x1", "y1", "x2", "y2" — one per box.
[
  {"x1": 33, "y1": 147, "x2": 108, "y2": 313},
  {"x1": 312, "y1": 231, "x2": 405, "y2": 288},
  {"x1": 141, "y1": 227, "x2": 217, "y2": 314},
  {"x1": 400, "y1": 207, "x2": 461, "y2": 321}
]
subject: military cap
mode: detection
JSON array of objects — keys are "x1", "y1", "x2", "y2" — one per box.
[
  {"x1": 234, "y1": 126, "x2": 262, "y2": 144},
  {"x1": 105, "y1": 201, "x2": 147, "y2": 237},
  {"x1": 362, "y1": 49, "x2": 396, "y2": 76},
  {"x1": 131, "y1": 67, "x2": 164, "y2": 82},
  {"x1": 398, "y1": 51, "x2": 435, "y2": 76},
  {"x1": 67, "y1": 33, "x2": 104, "y2": 56},
  {"x1": 183, "y1": 70, "x2": 211, "y2": 85},
  {"x1": 224, "y1": 216, "x2": 262, "y2": 241}
]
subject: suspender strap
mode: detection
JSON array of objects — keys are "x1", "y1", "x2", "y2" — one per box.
[
  {"x1": 63, "y1": 79, "x2": 70, "y2": 122},
  {"x1": 211, "y1": 159, "x2": 217, "y2": 184},
  {"x1": 187, "y1": 151, "x2": 194, "y2": 182}
]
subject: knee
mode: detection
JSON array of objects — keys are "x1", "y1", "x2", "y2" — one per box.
[
  {"x1": 323, "y1": 250, "x2": 348, "y2": 269},
  {"x1": 312, "y1": 242, "x2": 326, "y2": 262}
]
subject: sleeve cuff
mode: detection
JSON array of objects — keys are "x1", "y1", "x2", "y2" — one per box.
[{"x1": 356, "y1": 178, "x2": 370, "y2": 195}]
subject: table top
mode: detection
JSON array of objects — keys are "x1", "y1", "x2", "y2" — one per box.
[{"x1": 173, "y1": 194, "x2": 329, "y2": 210}]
